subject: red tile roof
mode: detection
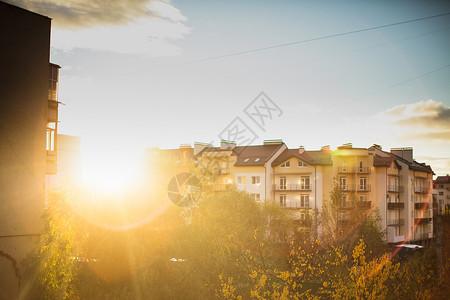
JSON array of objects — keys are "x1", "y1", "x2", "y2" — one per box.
[{"x1": 271, "y1": 149, "x2": 332, "y2": 167}]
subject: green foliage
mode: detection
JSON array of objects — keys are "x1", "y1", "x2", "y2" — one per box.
[{"x1": 33, "y1": 170, "x2": 447, "y2": 299}]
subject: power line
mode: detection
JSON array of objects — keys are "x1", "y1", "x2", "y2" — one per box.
[
  {"x1": 339, "y1": 64, "x2": 450, "y2": 105},
  {"x1": 118, "y1": 11, "x2": 450, "y2": 77}
]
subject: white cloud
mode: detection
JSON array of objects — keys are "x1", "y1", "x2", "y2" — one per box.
[
  {"x1": 51, "y1": 16, "x2": 191, "y2": 55},
  {"x1": 7, "y1": 0, "x2": 191, "y2": 55}
]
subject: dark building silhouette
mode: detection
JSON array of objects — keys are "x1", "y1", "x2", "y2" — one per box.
[{"x1": 0, "y1": 1, "x2": 59, "y2": 298}]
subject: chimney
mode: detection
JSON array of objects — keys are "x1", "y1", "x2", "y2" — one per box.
[
  {"x1": 194, "y1": 142, "x2": 210, "y2": 155},
  {"x1": 264, "y1": 139, "x2": 283, "y2": 145},
  {"x1": 220, "y1": 139, "x2": 236, "y2": 150},
  {"x1": 372, "y1": 144, "x2": 382, "y2": 150},
  {"x1": 390, "y1": 147, "x2": 413, "y2": 163},
  {"x1": 341, "y1": 143, "x2": 352, "y2": 148},
  {"x1": 321, "y1": 145, "x2": 330, "y2": 152},
  {"x1": 299, "y1": 146, "x2": 305, "y2": 154}
]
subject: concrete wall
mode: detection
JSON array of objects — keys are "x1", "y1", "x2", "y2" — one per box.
[{"x1": 0, "y1": 2, "x2": 51, "y2": 299}]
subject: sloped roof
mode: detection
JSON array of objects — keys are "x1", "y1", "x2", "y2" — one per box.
[
  {"x1": 271, "y1": 149, "x2": 332, "y2": 167},
  {"x1": 389, "y1": 153, "x2": 433, "y2": 174},
  {"x1": 434, "y1": 175, "x2": 450, "y2": 184},
  {"x1": 233, "y1": 144, "x2": 285, "y2": 166}
]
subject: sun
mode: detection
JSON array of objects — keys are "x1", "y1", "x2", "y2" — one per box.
[{"x1": 81, "y1": 147, "x2": 142, "y2": 194}]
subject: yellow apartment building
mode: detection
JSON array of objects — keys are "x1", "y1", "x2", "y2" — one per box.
[{"x1": 151, "y1": 141, "x2": 434, "y2": 246}]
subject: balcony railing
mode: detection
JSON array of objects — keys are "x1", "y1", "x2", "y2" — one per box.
[
  {"x1": 211, "y1": 168, "x2": 230, "y2": 175},
  {"x1": 414, "y1": 186, "x2": 429, "y2": 194},
  {"x1": 338, "y1": 166, "x2": 354, "y2": 173},
  {"x1": 415, "y1": 202, "x2": 429, "y2": 210},
  {"x1": 282, "y1": 201, "x2": 310, "y2": 209},
  {"x1": 387, "y1": 185, "x2": 403, "y2": 193},
  {"x1": 357, "y1": 167, "x2": 371, "y2": 174},
  {"x1": 387, "y1": 202, "x2": 404, "y2": 210},
  {"x1": 387, "y1": 218, "x2": 405, "y2": 226},
  {"x1": 414, "y1": 232, "x2": 432, "y2": 240},
  {"x1": 273, "y1": 184, "x2": 311, "y2": 191},
  {"x1": 415, "y1": 218, "x2": 432, "y2": 225},
  {"x1": 337, "y1": 166, "x2": 371, "y2": 174},
  {"x1": 358, "y1": 184, "x2": 371, "y2": 192}
]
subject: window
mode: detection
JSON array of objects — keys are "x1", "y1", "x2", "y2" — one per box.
[
  {"x1": 237, "y1": 176, "x2": 246, "y2": 184},
  {"x1": 255, "y1": 158, "x2": 260, "y2": 162},
  {"x1": 342, "y1": 161, "x2": 347, "y2": 172},
  {"x1": 46, "y1": 122, "x2": 56, "y2": 151},
  {"x1": 360, "y1": 194, "x2": 367, "y2": 202},
  {"x1": 252, "y1": 176, "x2": 260, "y2": 184},
  {"x1": 339, "y1": 212, "x2": 347, "y2": 220},
  {"x1": 252, "y1": 193, "x2": 260, "y2": 202},
  {"x1": 359, "y1": 177, "x2": 367, "y2": 190},
  {"x1": 300, "y1": 176, "x2": 310, "y2": 190},
  {"x1": 439, "y1": 191, "x2": 444, "y2": 196},
  {"x1": 300, "y1": 213, "x2": 306, "y2": 220},
  {"x1": 439, "y1": 184, "x2": 443, "y2": 188},
  {"x1": 280, "y1": 194, "x2": 286, "y2": 207},
  {"x1": 244, "y1": 158, "x2": 250, "y2": 163},
  {"x1": 359, "y1": 161, "x2": 363, "y2": 173},
  {"x1": 281, "y1": 161, "x2": 290, "y2": 168},
  {"x1": 280, "y1": 177, "x2": 286, "y2": 190},
  {"x1": 340, "y1": 176, "x2": 347, "y2": 190},
  {"x1": 341, "y1": 194, "x2": 347, "y2": 207},
  {"x1": 298, "y1": 160, "x2": 308, "y2": 167},
  {"x1": 300, "y1": 194, "x2": 309, "y2": 208}
]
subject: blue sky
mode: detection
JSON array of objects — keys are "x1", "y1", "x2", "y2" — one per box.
[{"x1": 8, "y1": 0, "x2": 450, "y2": 181}]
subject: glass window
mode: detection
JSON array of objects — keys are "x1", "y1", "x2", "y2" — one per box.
[
  {"x1": 281, "y1": 161, "x2": 290, "y2": 168},
  {"x1": 252, "y1": 176, "x2": 260, "y2": 184}
]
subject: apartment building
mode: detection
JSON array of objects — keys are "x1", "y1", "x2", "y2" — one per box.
[
  {"x1": 0, "y1": 2, "x2": 60, "y2": 298},
  {"x1": 434, "y1": 175, "x2": 450, "y2": 214},
  {"x1": 151, "y1": 141, "x2": 434, "y2": 246}
]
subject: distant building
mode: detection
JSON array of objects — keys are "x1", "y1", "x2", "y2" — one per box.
[
  {"x1": 46, "y1": 134, "x2": 82, "y2": 191},
  {"x1": 151, "y1": 141, "x2": 434, "y2": 246},
  {"x1": 0, "y1": 2, "x2": 60, "y2": 298},
  {"x1": 434, "y1": 175, "x2": 450, "y2": 214}
]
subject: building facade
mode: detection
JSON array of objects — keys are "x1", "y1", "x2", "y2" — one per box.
[
  {"x1": 153, "y1": 140, "x2": 434, "y2": 246},
  {"x1": 434, "y1": 175, "x2": 450, "y2": 214},
  {"x1": 0, "y1": 2, "x2": 60, "y2": 299}
]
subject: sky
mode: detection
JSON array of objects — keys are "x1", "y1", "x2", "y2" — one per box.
[{"x1": 7, "y1": 0, "x2": 450, "y2": 182}]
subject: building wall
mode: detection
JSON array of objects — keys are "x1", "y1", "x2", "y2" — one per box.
[
  {"x1": 0, "y1": 2, "x2": 51, "y2": 299},
  {"x1": 46, "y1": 134, "x2": 82, "y2": 191}
]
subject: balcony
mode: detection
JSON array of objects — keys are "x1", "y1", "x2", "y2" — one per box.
[
  {"x1": 415, "y1": 218, "x2": 432, "y2": 225},
  {"x1": 388, "y1": 202, "x2": 404, "y2": 210},
  {"x1": 414, "y1": 232, "x2": 432, "y2": 240},
  {"x1": 211, "y1": 168, "x2": 230, "y2": 175},
  {"x1": 340, "y1": 184, "x2": 370, "y2": 192},
  {"x1": 387, "y1": 234, "x2": 405, "y2": 244},
  {"x1": 415, "y1": 202, "x2": 429, "y2": 210},
  {"x1": 387, "y1": 185, "x2": 404, "y2": 193},
  {"x1": 273, "y1": 184, "x2": 311, "y2": 191},
  {"x1": 338, "y1": 166, "x2": 354, "y2": 174},
  {"x1": 340, "y1": 184, "x2": 355, "y2": 192},
  {"x1": 387, "y1": 218, "x2": 405, "y2": 226},
  {"x1": 414, "y1": 186, "x2": 429, "y2": 194},
  {"x1": 357, "y1": 167, "x2": 371, "y2": 174},
  {"x1": 282, "y1": 201, "x2": 311, "y2": 209}
]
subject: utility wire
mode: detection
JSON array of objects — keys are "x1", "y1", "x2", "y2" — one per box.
[
  {"x1": 338, "y1": 64, "x2": 450, "y2": 105},
  {"x1": 118, "y1": 11, "x2": 450, "y2": 77}
]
